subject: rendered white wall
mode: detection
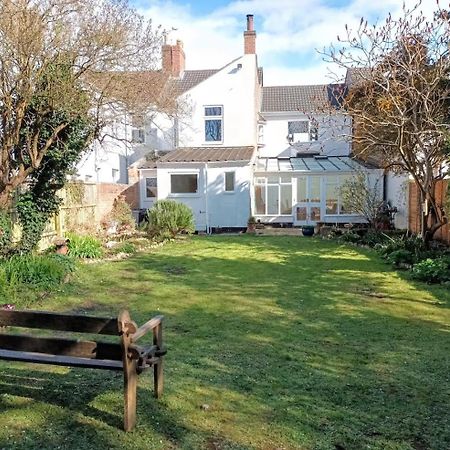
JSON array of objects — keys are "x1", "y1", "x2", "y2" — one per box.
[
  {"x1": 156, "y1": 162, "x2": 252, "y2": 230},
  {"x1": 179, "y1": 54, "x2": 258, "y2": 148},
  {"x1": 385, "y1": 171, "x2": 409, "y2": 230},
  {"x1": 260, "y1": 113, "x2": 351, "y2": 158}
]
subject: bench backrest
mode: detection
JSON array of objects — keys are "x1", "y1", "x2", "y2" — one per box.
[{"x1": 0, "y1": 309, "x2": 119, "y2": 335}]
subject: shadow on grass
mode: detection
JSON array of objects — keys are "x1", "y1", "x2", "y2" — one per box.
[{"x1": 0, "y1": 236, "x2": 448, "y2": 449}]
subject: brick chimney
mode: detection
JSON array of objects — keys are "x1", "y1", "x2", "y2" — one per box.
[
  {"x1": 162, "y1": 40, "x2": 185, "y2": 78},
  {"x1": 244, "y1": 14, "x2": 256, "y2": 54}
]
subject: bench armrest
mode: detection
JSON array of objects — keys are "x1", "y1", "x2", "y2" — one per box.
[{"x1": 131, "y1": 315, "x2": 164, "y2": 342}]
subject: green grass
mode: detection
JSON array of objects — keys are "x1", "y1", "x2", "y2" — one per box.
[{"x1": 0, "y1": 236, "x2": 449, "y2": 450}]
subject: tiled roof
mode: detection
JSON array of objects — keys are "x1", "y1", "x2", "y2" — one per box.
[
  {"x1": 177, "y1": 69, "x2": 219, "y2": 94},
  {"x1": 261, "y1": 84, "x2": 346, "y2": 113},
  {"x1": 157, "y1": 146, "x2": 255, "y2": 163}
]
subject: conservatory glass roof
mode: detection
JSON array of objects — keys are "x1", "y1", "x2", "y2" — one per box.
[{"x1": 255, "y1": 156, "x2": 373, "y2": 172}]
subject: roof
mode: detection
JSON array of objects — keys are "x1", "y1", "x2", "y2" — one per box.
[
  {"x1": 255, "y1": 156, "x2": 378, "y2": 172},
  {"x1": 261, "y1": 84, "x2": 346, "y2": 113},
  {"x1": 157, "y1": 146, "x2": 255, "y2": 163},
  {"x1": 345, "y1": 68, "x2": 371, "y2": 88},
  {"x1": 177, "y1": 69, "x2": 219, "y2": 94}
]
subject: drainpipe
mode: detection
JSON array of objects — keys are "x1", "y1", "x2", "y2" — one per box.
[{"x1": 204, "y1": 162, "x2": 210, "y2": 234}]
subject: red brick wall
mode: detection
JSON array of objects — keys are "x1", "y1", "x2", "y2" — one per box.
[
  {"x1": 409, "y1": 180, "x2": 449, "y2": 243},
  {"x1": 97, "y1": 182, "x2": 139, "y2": 221}
]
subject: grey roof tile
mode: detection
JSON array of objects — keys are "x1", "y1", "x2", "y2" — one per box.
[
  {"x1": 157, "y1": 146, "x2": 255, "y2": 163},
  {"x1": 177, "y1": 69, "x2": 219, "y2": 94},
  {"x1": 261, "y1": 84, "x2": 346, "y2": 112}
]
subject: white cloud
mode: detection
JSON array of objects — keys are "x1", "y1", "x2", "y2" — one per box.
[{"x1": 135, "y1": 0, "x2": 442, "y2": 85}]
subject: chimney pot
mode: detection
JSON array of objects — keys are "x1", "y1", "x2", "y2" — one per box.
[{"x1": 246, "y1": 14, "x2": 254, "y2": 31}]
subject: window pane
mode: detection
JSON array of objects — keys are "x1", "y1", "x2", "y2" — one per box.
[
  {"x1": 255, "y1": 185, "x2": 266, "y2": 214},
  {"x1": 311, "y1": 206, "x2": 321, "y2": 222},
  {"x1": 288, "y1": 121, "x2": 308, "y2": 133},
  {"x1": 171, "y1": 174, "x2": 198, "y2": 194},
  {"x1": 267, "y1": 185, "x2": 279, "y2": 215},
  {"x1": 146, "y1": 177, "x2": 157, "y2": 198},
  {"x1": 296, "y1": 206, "x2": 307, "y2": 221},
  {"x1": 205, "y1": 119, "x2": 222, "y2": 141},
  {"x1": 205, "y1": 107, "x2": 222, "y2": 116},
  {"x1": 297, "y1": 177, "x2": 307, "y2": 202},
  {"x1": 310, "y1": 177, "x2": 321, "y2": 202},
  {"x1": 280, "y1": 184, "x2": 292, "y2": 215},
  {"x1": 280, "y1": 176, "x2": 291, "y2": 184},
  {"x1": 326, "y1": 181, "x2": 338, "y2": 214},
  {"x1": 225, "y1": 172, "x2": 235, "y2": 192}
]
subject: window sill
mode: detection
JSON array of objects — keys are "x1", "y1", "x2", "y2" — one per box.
[{"x1": 168, "y1": 193, "x2": 200, "y2": 198}]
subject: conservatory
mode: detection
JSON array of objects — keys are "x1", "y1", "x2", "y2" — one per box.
[{"x1": 253, "y1": 155, "x2": 383, "y2": 226}]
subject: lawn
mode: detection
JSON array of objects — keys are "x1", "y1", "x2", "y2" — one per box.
[{"x1": 0, "y1": 236, "x2": 449, "y2": 450}]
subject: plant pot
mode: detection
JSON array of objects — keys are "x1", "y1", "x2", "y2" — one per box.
[
  {"x1": 302, "y1": 226, "x2": 315, "y2": 237},
  {"x1": 247, "y1": 223, "x2": 256, "y2": 234}
]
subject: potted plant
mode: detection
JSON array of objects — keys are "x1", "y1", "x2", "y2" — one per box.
[
  {"x1": 301, "y1": 225, "x2": 315, "y2": 237},
  {"x1": 247, "y1": 216, "x2": 257, "y2": 234},
  {"x1": 54, "y1": 237, "x2": 69, "y2": 255}
]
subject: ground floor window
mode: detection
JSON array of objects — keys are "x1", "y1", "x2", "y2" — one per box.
[
  {"x1": 170, "y1": 174, "x2": 198, "y2": 194},
  {"x1": 254, "y1": 177, "x2": 292, "y2": 216},
  {"x1": 145, "y1": 177, "x2": 157, "y2": 198}
]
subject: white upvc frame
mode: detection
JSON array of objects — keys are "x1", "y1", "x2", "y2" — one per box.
[
  {"x1": 168, "y1": 172, "x2": 200, "y2": 197},
  {"x1": 224, "y1": 171, "x2": 236, "y2": 193},
  {"x1": 145, "y1": 176, "x2": 158, "y2": 199},
  {"x1": 287, "y1": 119, "x2": 319, "y2": 143},
  {"x1": 203, "y1": 105, "x2": 224, "y2": 144}
]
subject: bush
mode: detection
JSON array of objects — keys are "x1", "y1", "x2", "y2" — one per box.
[
  {"x1": 146, "y1": 200, "x2": 195, "y2": 239},
  {"x1": 386, "y1": 249, "x2": 415, "y2": 267},
  {"x1": 360, "y1": 230, "x2": 389, "y2": 247},
  {"x1": 339, "y1": 231, "x2": 361, "y2": 244},
  {"x1": 0, "y1": 210, "x2": 12, "y2": 255},
  {"x1": 377, "y1": 235, "x2": 426, "y2": 261},
  {"x1": 411, "y1": 257, "x2": 450, "y2": 283},
  {"x1": 67, "y1": 233, "x2": 103, "y2": 258},
  {"x1": 103, "y1": 196, "x2": 135, "y2": 233}
]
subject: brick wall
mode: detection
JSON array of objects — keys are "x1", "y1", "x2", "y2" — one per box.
[
  {"x1": 408, "y1": 180, "x2": 449, "y2": 244},
  {"x1": 96, "y1": 182, "x2": 139, "y2": 221}
]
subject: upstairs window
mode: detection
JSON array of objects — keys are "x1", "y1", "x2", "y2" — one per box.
[
  {"x1": 204, "y1": 106, "x2": 223, "y2": 142},
  {"x1": 287, "y1": 120, "x2": 318, "y2": 143}
]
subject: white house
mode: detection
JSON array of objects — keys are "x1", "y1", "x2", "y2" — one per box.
[{"x1": 87, "y1": 14, "x2": 407, "y2": 232}]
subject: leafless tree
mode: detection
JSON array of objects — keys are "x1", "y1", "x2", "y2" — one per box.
[
  {"x1": 324, "y1": 1, "x2": 450, "y2": 241},
  {"x1": 0, "y1": 0, "x2": 178, "y2": 208}
]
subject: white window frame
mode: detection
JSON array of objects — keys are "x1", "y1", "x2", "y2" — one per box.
[
  {"x1": 169, "y1": 172, "x2": 199, "y2": 197},
  {"x1": 254, "y1": 176, "x2": 293, "y2": 216},
  {"x1": 287, "y1": 120, "x2": 319, "y2": 143},
  {"x1": 145, "y1": 177, "x2": 158, "y2": 199},
  {"x1": 224, "y1": 171, "x2": 235, "y2": 193},
  {"x1": 204, "y1": 105, "x2": 223, "y2": 144}
]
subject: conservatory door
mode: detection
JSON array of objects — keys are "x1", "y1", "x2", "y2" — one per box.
[{"x1": 293, "y1": 176, "x2": 322, "y2": 225}]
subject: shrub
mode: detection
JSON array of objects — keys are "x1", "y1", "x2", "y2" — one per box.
[
  {"x1": 360, "y1": 230, "x2": 389, "y2": 247},
  {"x1": 67, "y1": 233, "x2": 103, "y2": 258},
  {"x1": 386, "y1": 249, "x2": 415, "y2": 267},
  {"x1": 411, "y1": 257, "x2": 450, "y2": 283},
  {"x1": 0, "y1": 209, "x2": 12, "y2": 255},
  {"x1": 339, "y1": 231, "x2": 361, "y2": 244},
  {"x1": 103, "y1": 196, "x2": 135, "y2": 233},
  {"x1": 146, "y1": 200, "x2": 195, "y2": 239},
  {"x1": 377, "y1": 235, "x2": 426, "y2": 261}
]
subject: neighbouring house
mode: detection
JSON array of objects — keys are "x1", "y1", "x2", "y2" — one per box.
[{"x1": 88, "y1": 14, "x2": 409, "y2": 232}]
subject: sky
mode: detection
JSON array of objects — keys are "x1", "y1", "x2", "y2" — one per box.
[{"x1": 131, "y1": 0, "x2": 441, "y2": 86}]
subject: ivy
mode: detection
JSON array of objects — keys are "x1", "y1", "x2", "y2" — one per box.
[{"x1": 16, "y1": 108, "x2": 94, "y2": 252}]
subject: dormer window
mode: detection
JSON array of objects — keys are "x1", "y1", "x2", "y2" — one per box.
[
  {"x1": 287, "y1": 120, "x2": 318, "y2": 143},
  {"x1": 204, "y1": 106, "x2": 223, "y2": 142}
]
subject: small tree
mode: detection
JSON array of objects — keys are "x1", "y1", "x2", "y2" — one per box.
[
  {"x1": 340, "y1": 173, "x2": 384, "y2": 228},
  {"x1": 325, "y1": 2, "x2": 450, "y2": 241}
]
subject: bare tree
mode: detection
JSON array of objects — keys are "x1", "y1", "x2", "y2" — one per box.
[
  {"x1": 0, "y1": 0, "x2": 177, "y2": 208},
  {"x1": 324, "y1": 1, "x2": 450, "y2": 241}
]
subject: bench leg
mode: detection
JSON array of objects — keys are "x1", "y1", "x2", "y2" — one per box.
[
  {"x1": 124, "y1": 358, "x2": 137, "y2": 431},
  {"x1": 153, "y1": 323, "x2": 164, "y2": 399}
]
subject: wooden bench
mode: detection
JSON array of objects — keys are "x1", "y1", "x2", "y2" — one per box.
[{"x1": 0, "y1": 309, "x2": 166, "y2": 431}]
